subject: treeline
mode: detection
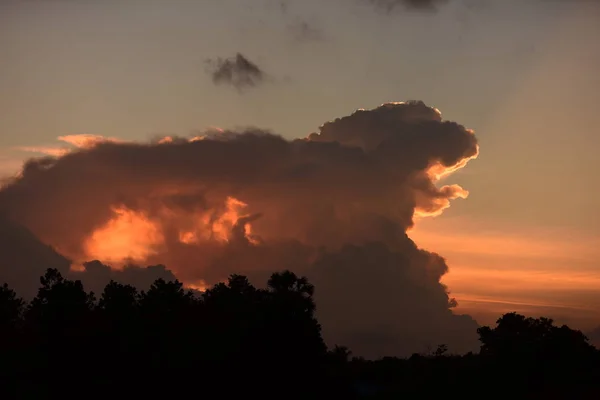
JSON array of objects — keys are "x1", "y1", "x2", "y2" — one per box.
[{"x1": 1, "y1": 268, "x2": 599, "y2": 399}]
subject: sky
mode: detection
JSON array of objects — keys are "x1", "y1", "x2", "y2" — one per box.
[{"x1": 1, "y1": 0, "x2": 599, "y2": 336}]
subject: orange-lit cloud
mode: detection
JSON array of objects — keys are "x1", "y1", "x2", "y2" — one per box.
[
  {"x1": 0, "y1": 101, "x2": 479, "y2": 358},
  {"x1": 84, "y1": 206, "x2": 165, "y2": 266},
  {"x1": 84, "y1": 196, "x2": 259, "y2": 268}
]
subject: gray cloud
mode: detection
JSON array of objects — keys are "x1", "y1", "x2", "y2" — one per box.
[
  {"x1": 205, "y1": 53, "x2": 266, "y2": 91},
  {"x1": 271, "y1": 1, "x2": 325, "y2": 43},
  {"x1": 364, "y1": 0, "x2": 598, "y2": 14},
  {"x1": 287, "y1": 19, "x2": 324, "y2": 43},
  {"x1": 366, "y1": 0, "x2": 450, "y2": 12}
]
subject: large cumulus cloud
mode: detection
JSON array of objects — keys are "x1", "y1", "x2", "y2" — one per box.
[{"x1": 0, "y1": 101, "x2": 479, "y2": 358}]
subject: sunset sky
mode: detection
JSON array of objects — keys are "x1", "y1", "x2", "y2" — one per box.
[{"x1": 1, "y1": 0, "x2": 599, "y2": 333}]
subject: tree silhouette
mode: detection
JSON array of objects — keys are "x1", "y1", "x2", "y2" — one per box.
[
  {"x1": 478, "y1": 312, "x2": 594, "y2": 360},
  {"x1": 0, "y1": 283, "x2": 24, "y2": 329},
  {"x1": 0, "y1": 283, "x2": 24, "y2": 375},
  {"x1": 477, "y1": 312, "x2": 599, "y2": 397},
  {"x1": 1, "y1": 269, "x2": 600, "y2": 398},
  {"x1": 95, "y1": 280, "x2": 141, "y2": 376}
]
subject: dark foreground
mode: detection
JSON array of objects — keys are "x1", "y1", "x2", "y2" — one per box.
[{"x1": 1, "y1": 268, "x2": 599, "y2": 399}]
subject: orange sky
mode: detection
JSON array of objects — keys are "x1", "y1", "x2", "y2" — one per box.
[{"x1": 410, "y1": 216, "x2": 600, "y2": 329}]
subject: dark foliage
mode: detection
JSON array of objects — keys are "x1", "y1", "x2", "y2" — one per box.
[{"x1": 1, "y1": 269, "x2": 599, "y2": 399}]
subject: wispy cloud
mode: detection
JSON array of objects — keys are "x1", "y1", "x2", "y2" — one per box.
[
  {"x1": 411, "y1": 226, "x2": 600, "y2": 262},
  {"x1": 17, "y1": 146, "x2": 70, "y2": 157},
  {"x1": 58, "y1": 134, "x2": 124, "y2": 148},
  {"x1": 16, "y1": 134, "x2": 124, "y2": 157}
]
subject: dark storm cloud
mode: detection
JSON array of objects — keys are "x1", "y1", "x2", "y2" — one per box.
[
  {"x1": 0, "y1": 214, "x2": 175, "y2": 299},
  {"x1": 205, "y1": 53, "x2": 266, "y2": 91},
  {"x1": 0, "y1": 101, "x2": 479, "y2": 357},
  {"x1": 0, "y1": 213, "x2": 71, "y2": 299}
]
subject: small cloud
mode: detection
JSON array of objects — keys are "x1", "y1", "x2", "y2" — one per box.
[
  {"x1": 269, "y1": 1, "x2": 325, "y2": 43},
  {"x1": 288, "y1": 19, "x2": 324, "y2": 43},
  {"x1": 205, "y1": 53, "x2": 266, "y2": 91},
  {"x1": 366, "y1": 0, "x2": 449, "y2": 13}
]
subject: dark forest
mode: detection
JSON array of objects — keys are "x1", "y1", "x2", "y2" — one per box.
[{"x1": 1, "y1": 268, "x2": 599, "y2": 399}]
